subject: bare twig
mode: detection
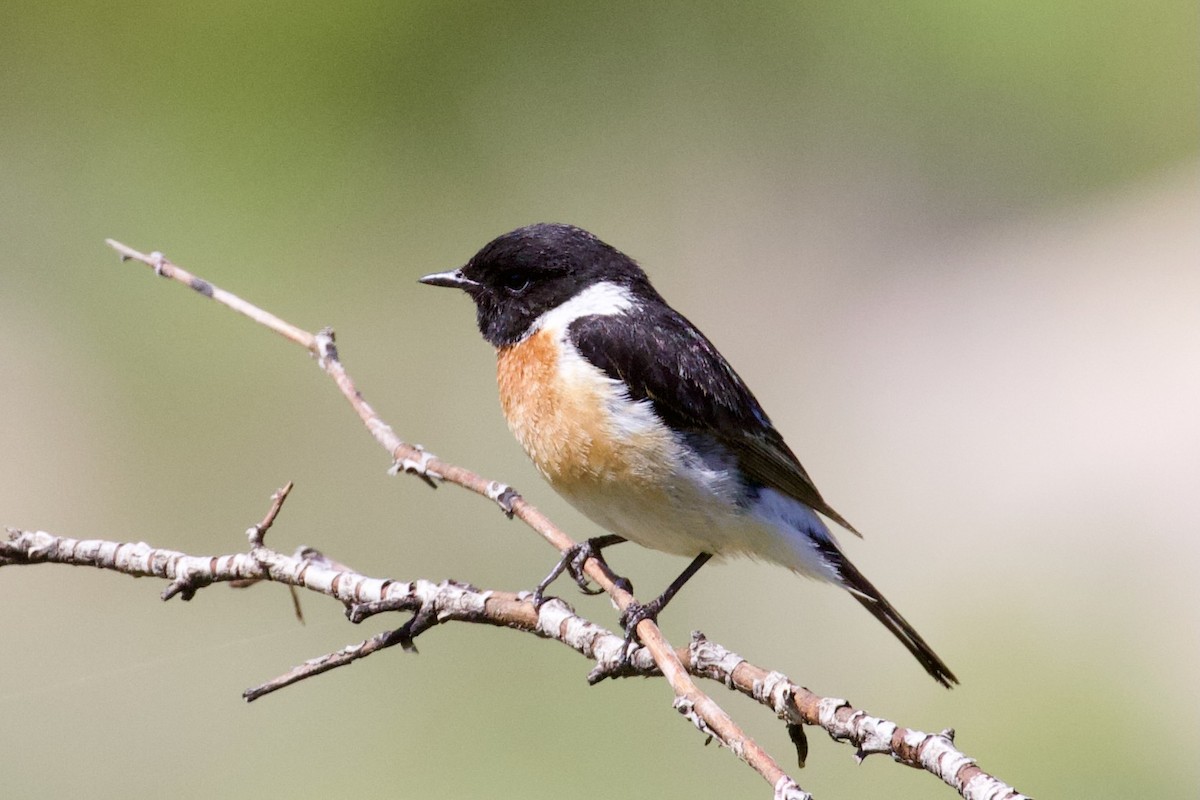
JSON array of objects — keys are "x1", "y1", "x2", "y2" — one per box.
[
  {"x1": 228, "y1": 482, "x2": 304, "y2": 619},
  {"x1": 102, "y1": 240, "x2": 808, "y2": 798},
  {"x1": 247, "y1": 481, "x2": 293, "y2": 548},
  {"x1": 1, "y1": 524, "x2": 1027, "y2": 800}
]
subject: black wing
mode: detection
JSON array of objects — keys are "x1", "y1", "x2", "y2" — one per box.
[{"x1": 568, "y1": 307, "x2": 859, "y2": 535}]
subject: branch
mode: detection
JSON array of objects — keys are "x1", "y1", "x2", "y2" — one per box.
[
  {"x1": 1, "y1": 522, "x2": 1027, "y2": 800},
  {"x1": 101, "y1": 240, "x2": 808, "y2": 798}
]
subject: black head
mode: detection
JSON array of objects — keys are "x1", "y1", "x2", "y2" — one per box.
[{"x1": 420, "y1": 223, "x2": 657, "y2": 347}]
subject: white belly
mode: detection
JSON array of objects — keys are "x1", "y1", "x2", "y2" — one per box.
[{"x1": 554, "y1": 448, "x2": 841, "y2": 584}]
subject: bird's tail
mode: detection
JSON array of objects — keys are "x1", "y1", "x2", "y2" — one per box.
[{"x1": 818, "y1": 540, "x2": 958, "y2": 687}]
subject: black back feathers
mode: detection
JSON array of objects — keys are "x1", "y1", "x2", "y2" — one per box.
[{"x1": 568, "y1": 307, "x2": 859, "y2": 535}]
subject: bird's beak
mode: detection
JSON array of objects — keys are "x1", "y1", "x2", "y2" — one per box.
[{"x1": 418, "y1": 268, "x2": 478, "y2": 290}]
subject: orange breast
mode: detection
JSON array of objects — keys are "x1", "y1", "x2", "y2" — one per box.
[{"x1": 495, "y1": 330, "x2": 676, "y2": 491}]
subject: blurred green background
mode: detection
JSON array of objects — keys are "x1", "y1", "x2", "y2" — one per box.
[{"x1": 2, "y1": 2, "x2": 1197, "y2": 798}]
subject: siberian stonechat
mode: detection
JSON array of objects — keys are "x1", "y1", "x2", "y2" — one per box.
[{"x1": 421, "y1": 223, "x2": 956, "y2": 686}]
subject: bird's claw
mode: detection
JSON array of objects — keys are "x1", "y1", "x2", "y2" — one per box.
[
  {"x1": 615, "y1": 597, "x2": 665, "y2": 666},
  {"x1": 532, "y1": 539, "x2": 608, "y2": 609}
]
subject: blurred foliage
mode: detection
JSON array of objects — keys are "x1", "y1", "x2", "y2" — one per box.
[
  {"x1": 0, "y1": 2, "x2": 1196, "y2": 799},
  {"x1": 1, "y1": 1, "x2": 1195, "y2": 266}
]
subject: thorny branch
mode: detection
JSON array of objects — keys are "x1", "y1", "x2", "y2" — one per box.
[{"x1": 0, "y1": 240, "x2": 1029, "y2": 800}]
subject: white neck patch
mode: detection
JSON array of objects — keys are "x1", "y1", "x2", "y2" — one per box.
[{"x1": 528, "y1": 281, "x2": 635, "y2": 338}]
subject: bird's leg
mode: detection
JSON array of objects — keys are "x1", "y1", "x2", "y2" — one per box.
[
  {"x1": 532, "y1": 534, "x2": 628, "y2": 608},
  {"x1": 617, "y1": 552, "x2": 713, "y2": 658}
]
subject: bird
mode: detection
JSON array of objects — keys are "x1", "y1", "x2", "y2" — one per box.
[{"x1": 419, "y1": 222, "x2": 957, "y2": 687}]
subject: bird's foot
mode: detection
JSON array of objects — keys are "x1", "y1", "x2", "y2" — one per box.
[
  {"x1": 617, "y1": 596, "x2": 664, "y2": 650},
  {"x1": 618, "y1": 597, "x2": 664, "y2": 664},
  {"x1": 605, "y1": 552, "x2": 712, "y2": 675},
  {"x1": 531, "y1": 535, "x2": 626, "y2": 609},
  {"x1": 585, "y1": 596, "x2": 664, "y2": 682}
]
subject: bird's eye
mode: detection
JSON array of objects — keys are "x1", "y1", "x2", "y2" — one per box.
[{"x1": 500, "y1": 271, "x2": 532, "y2": 293}]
